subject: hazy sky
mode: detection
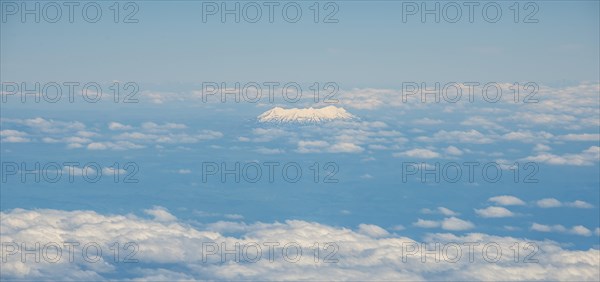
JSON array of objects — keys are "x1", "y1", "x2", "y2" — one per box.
[{"x1": 2, "y1": 1, "x2": 599, "y2": 87}]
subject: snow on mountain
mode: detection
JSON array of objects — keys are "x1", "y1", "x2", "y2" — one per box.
[{"x1": 258, "y1": 106, "x2": 356, "y2": 123}]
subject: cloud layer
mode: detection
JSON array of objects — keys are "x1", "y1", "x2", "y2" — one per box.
[{"x1": 2, "y1": 208, "x2": 599, "y2": 281}]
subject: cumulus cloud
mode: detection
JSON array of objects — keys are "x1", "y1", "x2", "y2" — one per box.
[
  {"x1": 143, "y1": 206, "x2": 177, "y2": 222},
  {"x1": 488, "y1": 195, "x2": 526, "y2": 206},
  {"x1": 357, "y1": 224, "x2": 389, "y2": 238},
  {"x1": 536, "y1": 198, "x2": 563, "y2": 208},
  {"x1": 141, "y1": 122, "x2": 187, "y2": 131},
  {"x1": 475, "y1": 207, "x2": 515, "y2": 218},
  {"x1": 17, "y1": 117, "x2": 85, "y2": 133},
  {"x1": 254, "y1": 147, "x2": 285, "y2": 154},
  {"x1": 460, "y1": 116, "x2": 505, "y2": 130},
  {"x1": 523, "y1": 146, "x2": 600, "y2": 166},
  {"x1": 87, "y1": 141, "x2": 145, "y2": 151},
  {"x1": 115, "y1": 130, "x2": 223, "y2": 144},
  {"x1": 420, "y1": 207, "x2": 458, "y2": 216},
  {"x1": 101, "y1": 167, "x2": 128, "y2": 175},
  {"x1": 557, "y1": 133, "x2": 600, "y2": 141},
  {"x1": 1, "y1": 117, "x2": 222, "y2": 149},
  {"x1": 296, "y1": 140, "x2": 329, "y2": 153},
  {"x1": 441, "y1": 217, "x2": 475, "y2": 231},
  {"x1": 250, "y1": 128, "x2": 289, "y2": 142},
  {"x1": 393, "y1": 148, "x2": 440, "y2": 159},
  {"x1": 533, "y1": 144, "x2": 551, "y2": 152},
  {"x1": 108, "y1": 122, "x2": 132, "y2": 130},
  {"x1": 536, "y1": 198, "x2": 593, "y2": 209},
  {"x1": 416, "y1": 130, "x2": 494, "y2": 144},
  {"x1": 296, "y1": 140, "x2": 363, "y2": 154},
  {"x1": 531, "y1": 223, "x2": 593, "y2": 236},
  {"x1": 566, "y1": 200, "x2": 594, "y2": 209},
  {"x1": 1, "y1": 208, "x2": 599, "y2": 281},
  {"x1": 502, "y1": 130, "x2": 553, "y2": 143},
  {"x1": 0, "y1": 129, "x2": 30, "y2": 143},
  {"x1": 329, "y1": 142, "x2": 364, "y2": 153},
  {"x1": 444, "y1": 146, "x2": 463, "y2": 156},
  {"x1": 413, "y1": 219, "x2": 440, "y2": 228},
  {"x1": 413, "y1": 217, "x2": 474, "y2": 231},
  {"x1": 413, "y1": 118, "x2": 443, "y2": 125}
]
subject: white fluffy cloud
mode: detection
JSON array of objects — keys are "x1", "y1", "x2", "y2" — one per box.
[
  {"x1": 420, "y1": 207, "x2": 458, "y2": 216},
  {"x1": 524, "y1": 146, "x2": 600, "y2": 166},
  {"x1": 557, "y1": 133, "x2": 600, "y2": 141},
  {"x1": 393, "y1": 148, "x2": 440, "y2": 159},
  {"x1": 413, "y1": 217, "x2": 474, "y2": 231},
  {"x1": 296, "y1": 140, "x2": 364, "y2": 154},
  {"x1": 441, "y1": 217, "x2": 475, "y2": 231},
  {"x1": 536, "y1": 198, "x2": 594, "y2": 209},
  {"x1": 329, "y1": 142, "x2": 364, "y2": 153},
  {"x1": 0, "y1": 129, "x2": 30, "y2": 143},
  {"x1": 475, "y1": 207, "x2": 515, "y2": 218},
  {"x1": 488, "y1": 195, "x2": 525, "y2": 206},
  {"x1": 416, "y1": 130, "x2": 494, "y2": 144},
  {"x1": 1, "y1": 208, "x2": 599, "y2": 281},
  {"x1": 444, "y1": 146, "x2": 463, "y2": 156},
  {"x1": 531, "y1": 223, "x2": 593, "y2": 236},
  {"x1": 108, "y1": 122, "x2": 132, "y2": 131}
]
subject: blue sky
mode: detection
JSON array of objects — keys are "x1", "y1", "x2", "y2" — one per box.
[
  {"x1": 1, "y1": 1, "x2": 600, "y2": 280},
  {"x1": 2, "y1": 1, "x2": 599, "y2": 86}
]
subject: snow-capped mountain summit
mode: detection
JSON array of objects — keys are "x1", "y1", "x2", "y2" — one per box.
[{"x1": 258, "y1": 106, "x2": 356, "y2": 123}]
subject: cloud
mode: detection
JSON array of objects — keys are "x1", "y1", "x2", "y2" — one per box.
[
  {"x1": 255, "y1": 147, "x2": 285, "y2": 154},
  {"x1": 566, "y1": 200, "x2": 594, "y2": 209},
  {"x1": 296, "y1": 140, "x2": 329, "y2": 153},
  {"x1": 413, "y1": 219, "x2": 440, "y2": 228},
  {"x1": 357, "y1": 224, "x2": 389, "y2": 238},
  {"x1": 417, "y1": 130, "x2": 494, "y2": 144},
  {"x1": 413, "y1": 118, "x2": 443, "y2": 125},
  {"x1": 115, "y1": 130, "x2": 223, "y2": 144},
  {"x1": 536, "y1": 198, "x2": 593, "y2": 209},
  {"x1": 413, "y1": 217, "x2": 474, "y2": 231},
  {"x1": 102, "y1": 167, "x2": 127, "y2": 175},
  {"x1": 437, "y1": 207, "x2": 458, "y2": 216},
  {"x1": 533, "y1": 144, "x2": 551, "y2": 151},
  {"x1": 460, "y1": 116, "x2": 505, "y2": 130},
  {"x1": 296, "y1": 140, "x2": 363, "y2": 154},
  {"x1": 502, "y1": 130, "x2": 553, "y2": 143},
  {"x1": 108, "y1": 122, "x2": 132, "y2": 130},
  {"x1": 1, "y1": 208, "x2": 598, "y2": 281},
  {"x1": 143, "y1": 206, "x2": 177, "y2": 222},
  {"x1": 523, "y1": 146, "x2": 600, "y2": 166},
  {"x1": 0, "y1": 130, "x2": 30, "y2": 143},
  {"x1": 87, "y1": 141, "x2": 145, "y2": 150},
  {"x1": 475, "y1": 207, "x2": 515, "y2": 218},
  {"x1": 420, "y1": 207, "x2": 458, "y2": 216},
  {"x1": 531, "y1": 223, "x2": 593, "y2": 236},
  {"x1": 7, "y1": 117, "x2": 85, "y2": 133},
  {"x1": 536, "y1": 198, "x2": 562, "y2": 208},
  {"x1": 141, "y1": 122, "x2": 187, "y2": 132},
  {"x1": 570, "y1": 225, "x2": 593, "y2": 236},
  {"x1": 393, "y1": 148, "x2": 440, "y2": 159},
  {"x1": 444, "y1": 146, "x2": 463, "y2": 156},
  {"x1": 440, "y1": 217, "x2": 475, "y2": 231},
  {"x1": 557, "y1": 133, "x2": 600, "y2": 141},
  {"x1": 250, "y1": 128, "x2": 289, "y2": 142},
  {"x1": 360, "y1": 174, "x2": 373, "y2": 179},
  {"x1": 488, "y1": 195, "x2": 525, "y2": 206},
  {"x1": 329, "y1": 142, "x2": 364, "y2": 153}
]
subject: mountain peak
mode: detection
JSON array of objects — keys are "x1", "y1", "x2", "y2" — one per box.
[{"x1": 258, "y1": 106, "x2": 355, "y2": 123}]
